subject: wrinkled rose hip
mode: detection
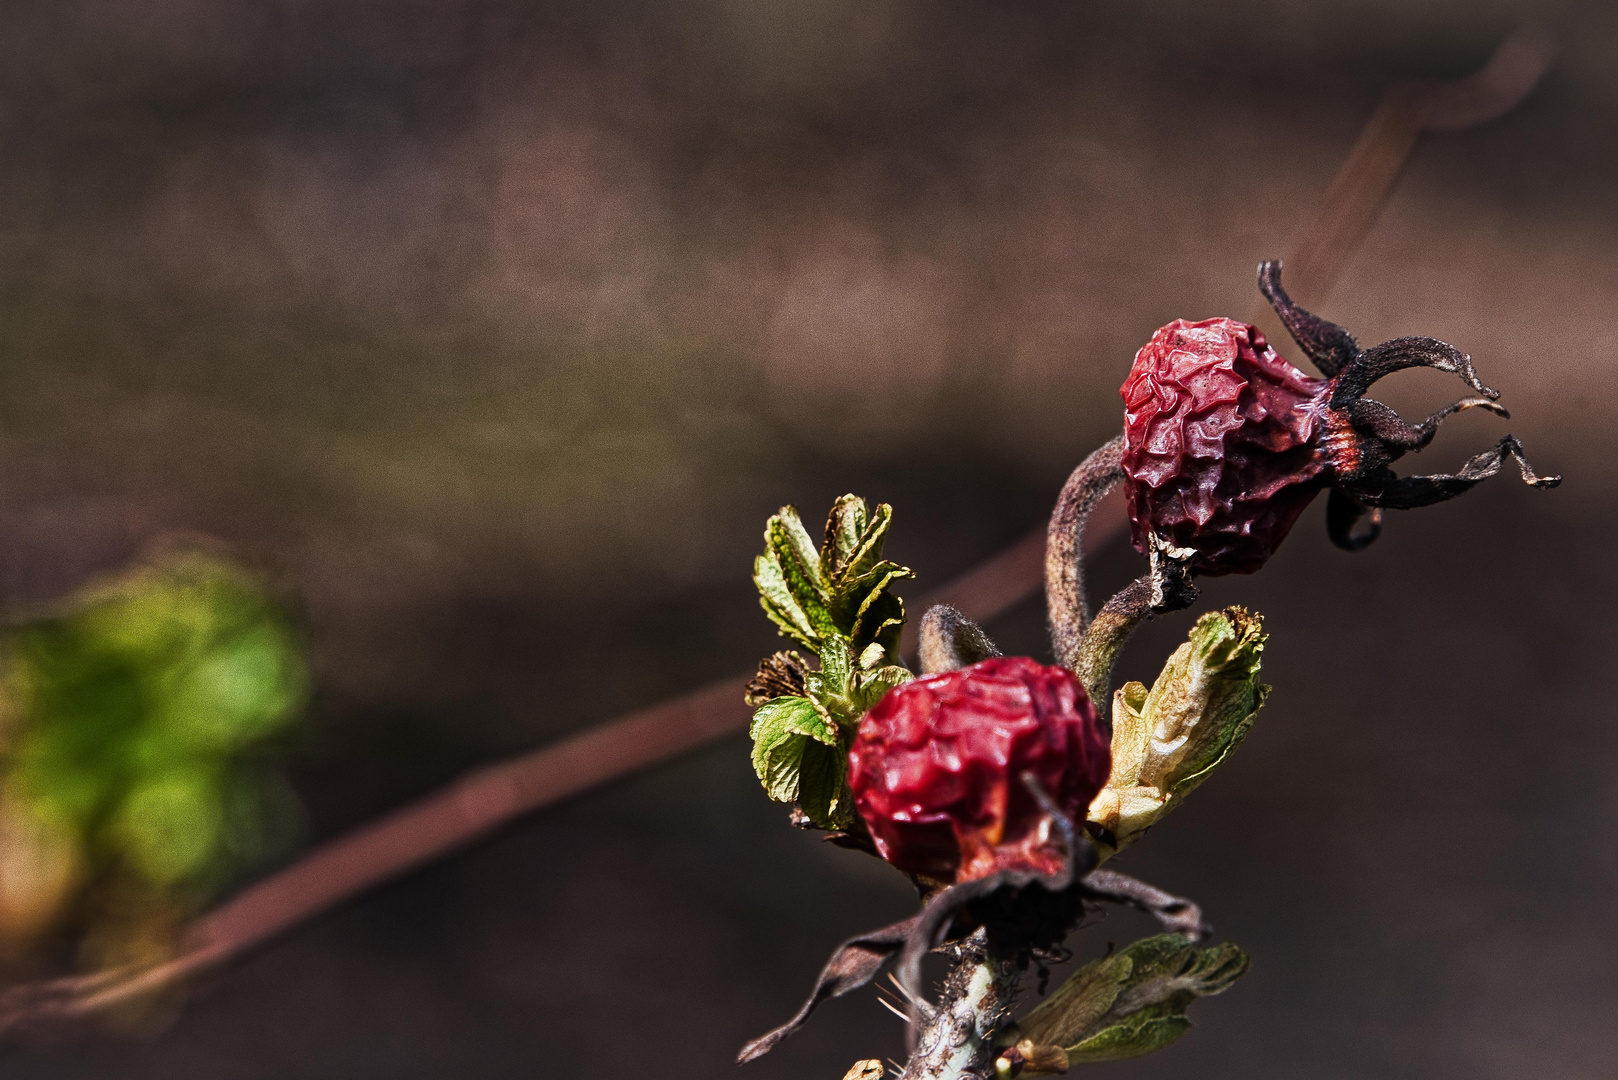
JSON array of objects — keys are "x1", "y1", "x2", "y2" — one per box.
[
  {"x1": 1119, "y1": 264, "x2": 1558, "y2": 577},
  {"x1": 1121, "y1": 318, "x2": 1326, "y2": 575},
  {"x1": 847, "y1": 657, "x2": 1109, "y2": 883}
]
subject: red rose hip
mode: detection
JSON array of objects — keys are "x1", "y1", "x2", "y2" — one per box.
[
  {"x1": 1121, "y1": 317, "x2": 1327, "y2": 576},
  {"x1": 1116, "y1": 262, "x2": 1559, "y2": 578},
  {"x1": 847, "y1": 656, "x2": 1110, "y2": 884}
]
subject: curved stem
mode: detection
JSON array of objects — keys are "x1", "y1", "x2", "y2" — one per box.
[
  {"x1": 1046, "y1": 434, "x2": 1125, "y2": 671},
  {"x1": 1072, "y1": 577, "x2": 1152, "y2": 718},
  {"x1": 1073, "y1": 533, "x2": 1198, "y2": 718}
]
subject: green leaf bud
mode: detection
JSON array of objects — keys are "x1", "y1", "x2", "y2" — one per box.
[
  {"x1": 746, "y1": 497, "x2": 915, "y2": 827},
  {"x1": 1088, "y1": 607, "x2": 1268, "y2": 854}
]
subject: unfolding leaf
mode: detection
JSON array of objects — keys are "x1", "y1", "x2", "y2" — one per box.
[
  {"x1": 754, "y1": 552, "x2": 815, "y2": 649},
  {"x1": 752, "y1": 496, "x2": 912, "y2": 659},
  {"x1": 820, "y1": 495, "x2": 870, "y2": 584},
  {"x1": 1016, "y1": 934, "x2": 1249, "y2": 1071},
  {"x1": 1088, "y1": 607, "x2": 1267, "y2": 854},
  {"x1": 850, "y1": 665, "x2": 911, "y2": 716},
  {"x1": 1066, "y1": 1008, "x2": 1190, "y2": 1063},
  {"x1": 820, "y1": 500, "x2": 912, "y2": 657},
  {"x1": 754, "y1": 509, "x2": 833, "y2": 650}
]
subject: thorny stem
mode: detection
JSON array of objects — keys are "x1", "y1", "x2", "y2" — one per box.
[
  {"x1": 1046, "y1": 435, "x2": 1125, "y2": 671},
  {"x1": 900, "y1": 932, "x2": 1018, "y2": 1080}
]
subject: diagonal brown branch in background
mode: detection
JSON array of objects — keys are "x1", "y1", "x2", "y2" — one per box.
[
  {"x1": 1270, "y1": 24, "x2": 1552, "y2": 310},
  {"x1": 0, "y1": 25, "x2": 1552, "y2": 1040}
]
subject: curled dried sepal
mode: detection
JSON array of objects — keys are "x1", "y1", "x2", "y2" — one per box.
[
  {"x1": 735, "y1": 915, "x2": 919, "y2": 1064},
  {"x1": 1088, "y1": 608, "x2": 1267, "y2": 856},
  {"x1": 1010, "y1": 934, "x2": 1249, "y2": 1071},
  {"x1": 843, "y1": 1062, "x2": 884, "y2": 1080}
]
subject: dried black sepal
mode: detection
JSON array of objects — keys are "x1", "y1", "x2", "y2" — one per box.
[
  {"x1": 1259, "y1": 259, "x2": 1561, "y2": 552},
  {"x1": 735, "y1": 915, "x2": 920, "y2": 1064}
]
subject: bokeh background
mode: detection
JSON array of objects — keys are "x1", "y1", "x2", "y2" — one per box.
[{"x1": 1, "y1": 0, "x2": 1614, "y2": 1076}]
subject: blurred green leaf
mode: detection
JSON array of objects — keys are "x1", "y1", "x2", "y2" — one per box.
[
  {"x1": 107, "y1": 763, "x2": 226, "y2": 887},
  {"x1": 0, "y1": 548, "x2": 309, "y2": 947}
]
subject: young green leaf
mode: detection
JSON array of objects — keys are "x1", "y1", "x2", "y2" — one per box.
[
  {"x1": 850, "y1": 665, "x2": 911, "y2": 716},
  {"x1": 795, "y1": 737, "x2": 856, "y2": 830},
  {"x1": 1015, "y1": 934, "x2": 1250, "y2": 1070},
  {"x1": 752, "y1": 496, "x2": 912, "y2": 659},
  {"x1": 820, "y1": 494, "x2": 870, "y2": 583},
  {"x1": 818, "y1": 499, "x2": 912, "y2": 657},
  {"x1": 754, "y1": 552, "x2": 817, "y2": 650},
  {"x1": 749, "y1": 696, "x2": 836, "y2": 805},
  {"x1": 746, "y1": 694, "x2": 857, "y2": 829},
  {"x1": 765, "y1": 509, "x2": 840, "y2": 642}
]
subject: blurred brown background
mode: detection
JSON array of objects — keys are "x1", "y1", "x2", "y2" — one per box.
[{"x1": 1, "y1": 0, "x2": 1614, "y2": 1076}]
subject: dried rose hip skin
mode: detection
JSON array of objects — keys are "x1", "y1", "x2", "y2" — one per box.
[
  {"x1": 847, "y1": 656, "x2": 1110, "y2": 884},
  {"x1": 1122, "y1": 318, "x2": 1326, "y2": 576}
]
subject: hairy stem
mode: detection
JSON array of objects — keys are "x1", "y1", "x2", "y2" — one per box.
[
  {"x1": 900, "y1": 933, "x2": 1018, "y2": 1080},
  {"x1": 1072, "y1": 577, "x2": 1152, "y2": 718},
  {"x1": 1046, "y1": 434, "x2": 1125, "y2": 671},
  {"x1": 1074, "y1": 527, "x2": 1199, "y2": 717}
]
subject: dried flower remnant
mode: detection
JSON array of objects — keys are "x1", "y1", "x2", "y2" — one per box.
[{"x1": 1121, "y1": 261, "x2": 1560, "y2": 578}]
